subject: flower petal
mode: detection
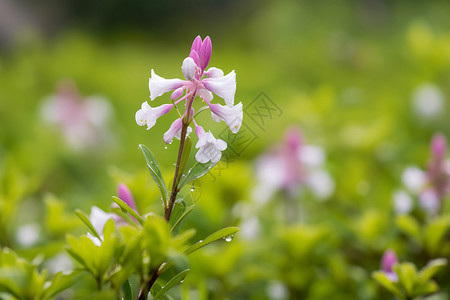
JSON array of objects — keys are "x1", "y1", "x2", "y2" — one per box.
[
  {"x1": 203, "y1": 71, "x2": 236, "y2": 106},
  {"x1": 149, "y1": 70, "x2": 184, "y2": 100},
  {"x1": 209, "y1": 102, "x2": 243, "y2": 133},
  {"x1": 135, "y1": 102, "x2": 173, "y2": 130},
  {"x1": 198, "y1": 36, "x2": 212, "y2": 71},
  {"x1": 163, "y1": 118, "x2": 182, "y2": 144},
  {"x1": 205, "y1": 67, "x2": 224, "y2": 78},
  {"x1": 182, "y1": 57, "x2": 197, "y2": 80},
  {"x1": 197, "y1": 88, "x2": 213, "y2": 102}
]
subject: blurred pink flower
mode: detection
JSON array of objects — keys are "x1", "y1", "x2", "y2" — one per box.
[
  {"x1": 40, "y1": 80, "x2": 113, "y2": 151},
  {"x1": 253, "y1": 128, "x2": 334, "y2": 203},
  {"x1": 381, "y1": 249, "x2": 398, "y2": 282},
  {"x1": 396, "y1": 133, "x2": 450, "y2": 216}
]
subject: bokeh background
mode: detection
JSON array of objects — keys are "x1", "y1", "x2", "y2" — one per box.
[{"x1": 1, "y1": 0, "x2": 450, "y2": 299}]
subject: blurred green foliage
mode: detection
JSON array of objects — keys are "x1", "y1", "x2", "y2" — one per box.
[{"x1": 1, "y1": 0, "x2": 450, "y2": 299}]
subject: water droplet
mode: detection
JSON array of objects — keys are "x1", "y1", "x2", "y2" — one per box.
[
  {"x1": 164, "y1": 145, "x2": 168, "y2": 149},
  {"x1": 180, "y1": 280, "x2": 184, "y2": 284},
  {"x1": 199, "y1": 240, "x2": 203, "y2": 243},
  {"x1": 224, "y1": 235, "x2": 234, "y2": 242},
  {"x1": 190, "y1": 183, "x2": 195, "y2": 192}
]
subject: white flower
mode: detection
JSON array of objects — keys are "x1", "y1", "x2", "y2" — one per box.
[
  {"x1": 392, "y1": 190, "x2": 413, "y2": 215},
  {"x1": 194, "y1": 126, "x2": 227, "y2": 163},
  {"x1": 412, "y1": 83, "x2": 444, "y2": 118},
  {"x1": 306, "y1": 169, "x2": 335, "y2": 200},
  {"x1": 16, "y1": 223, "x2": 40, "y2": 247},
  {"x1": 135, "y1": 102, "x2": 173, "y2": 130},
  {"x1": 88, "y1": 206, "x2": 114, "y2": 246},
  {"x1": 181, "y1": 57, "x2": 198, "y2": 80},
  {"x1": 401, "y1": 166, "x2": 426, "y2": 194},
  {"x1": 209, "y1": 102, "x2": 243, "y2": 133},
  {"x1": 419, "y1": 189, "x2": 440, "y2": 216}
]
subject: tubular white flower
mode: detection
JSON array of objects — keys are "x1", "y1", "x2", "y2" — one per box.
[
  {"x1": 149, "y1": 70, "x2": 184, "y2": 100},
  {"x1": 163, "y1": 118, "x2": 192, "y2": 144},
  {"x1": 182, "y1": 57, "x2": 197, "y2": 80},
  {"x1": 202, "y1": 71, "x2": 236, "y2": 106},
  {"x1": 195, "y1": 126, "x2": 227, "y2": 163},
  {"x1": 402, "y1": 166, "x2": 426, "y2": 194},
  {"x1": 135, "y1": 102, "x2": 173, "y2": 130},
  {"x1": 209, "y1": 102, "x2": 243, "y2": 133}
]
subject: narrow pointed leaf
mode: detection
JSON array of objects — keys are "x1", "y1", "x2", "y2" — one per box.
[
  {"x1": 139, "y1": 144, "x2": 168, "y2": 205},
  {"x1": 184, "y1": 227, "x2": 239, "y2": 255},
  {"x1": 122, "y1": 279, "x2": 133, "y2": 300},
  {"x1": 75, "y1": 209, "x2": 101, "y2": 240},
  {"x1": 171, "y1": 206, "x2": 195, "y2": 233},
  {"x1": 178, "y1": 161, "x2": 216, "y2": 189},
  {"x1": 416, "y1": 258, "x2": 447, "y2": 284},
  {"x1": 112, "y1": 196, "x2": 144, "y2": 225},
  {"x1": 152, "y1": 269, "x2": 190, "y2": 299}
]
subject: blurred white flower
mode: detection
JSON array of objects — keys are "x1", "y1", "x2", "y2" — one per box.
[
  {"x1": 401, "y1": 166, "x2": 426, "y2": 194},
  {"x1": 392, "y1": 190, "x2": 413, "y2": 215},
  {"x1": 307, "y1": 169, "x2": 335, "y2": 200},
  {"x1": 239, "y1": 217, "x2": 261, "y2": 240},
  {"x1": 46, "y1": 253, "x2": 73, "y2": 274},
  {"x1": 16, "y1": 223, "x2": 40, "y2": 247},
  {"x1": 419, "y1": 189, "x2": 440, "y2": 216},
  {"x1": 266, "y1": 281, "x2": 289, "y2": 300},
  {"x1": 412, "y1": 83, "x2": 445, "y2": 118},
  {"x1": 87, "y1": 206, "x2": 114, "y2": 246}
]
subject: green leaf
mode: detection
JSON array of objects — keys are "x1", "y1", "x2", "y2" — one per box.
[
  {"x1": 42, "y1": 271, "x2": 83, "y2": 299},
  {"x1": 122, "y1": 279, "x2": 133, "y2": 300},
  {"x1": 139, "y1": 144, "x2": 168, "y2": 205},
  {"x1": 416, "y1": 258, "x2": 447, "y2": 284},
  {"x1": 372, "y1": 271, "x2": 404, "y2": 299},
  {"x1": 411, "y1": 280, "x2": 439, "y2": 297},
  {"x1": 112, "y1": 196, "x2": 144, "y2": 225},
  {"x1": 184, "y1": 227, "x2": 239, "y2": 255},
  {"x1": 395, "y1": 262, "x2": 417, "y2": 295},
  {"x1": 171, "y1": 206, "x2": 194, "y2": 233},
  {"x1": 395, "y1": 214, "x2": 421, "y2": 244},
  {"x1": 177, "y1": 161, "x2": 216, "y2": 190},
  {"x1": 75, "y1": 209, "x2": 101, "y2": 240},
  {"x1": 152, "y1": 269, "x2": 190, "y2": 299},
  {"x1": 424, "y1": 216, "x2": 450, "y2": 256},
  {"x1": 176, "y1": 136, "x2": 192, "y2": 185}
]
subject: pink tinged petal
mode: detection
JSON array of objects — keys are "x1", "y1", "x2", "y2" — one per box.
[
  {"x1": 135, "y1": 102, "x2": 173, "y2": 130},
  {"x1": 182, "y1": 57, "x2": 197, "y2": 80},
  {"x1": 149, "y1": 69, "x2": 184, "y2": 100},
  {"x1": 209, "y1": 102, "x2": 243, "y2": 133},
  {"x1": 432, "y1": 133, "x2": 447, "y2": 160},
  {"x1": 189, "y1": 50, "x2": 200, "y2": 67},
  {"x1": 203, "y1": 71, "x2": 236, "y2": 106},
  {"x1": 197, "y1": 88, "x2": 213, "y2": 102},
  {"x1": 381, "y1": 249, "x2": 398, "y2": 273},
  {"x1": 171, "y1": 87, "x2": 185, "y2": 100},
  {"x1": 198, "y1": 36, "x2": 212, "y2": 71},
  {"x1": 118, "y1": 183, "x2": 137, "y2": 211},
  {"x1": 164, "y1": 118, "x2": 183, "y2": 144},
  {"x1": 191, "y1": 36, "x2": 202, "y2": 53},
  {"x1": 205, "y1": 67, "x2": 224, "y2": 78}
]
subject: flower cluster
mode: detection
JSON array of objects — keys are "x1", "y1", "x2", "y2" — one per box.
[
  {"x1": 40, "y1": 80, "x2": 113, "y2": 151},
  {"x1": 253, "y1": 128, "x2": 335, "y2": 204},
  {"x1": 136, "y1": 36, "x2": 243, "y2": 164},
  {"x1": 393, "y1": 133, "x2": 450, "y2": 216}
]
